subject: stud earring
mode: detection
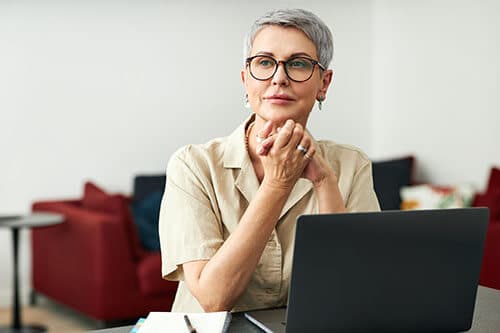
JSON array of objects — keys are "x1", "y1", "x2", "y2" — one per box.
[
  {"x1": 317, "y1": 95, "x2": 325, "y2": 111},
  {"x1": 244, "y1": 94, "x2": 250, "y2": 109}
]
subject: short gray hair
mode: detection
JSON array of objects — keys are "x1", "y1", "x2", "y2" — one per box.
[{"x1": 243, "y1": 9, "x2": 334, "y2": 69}]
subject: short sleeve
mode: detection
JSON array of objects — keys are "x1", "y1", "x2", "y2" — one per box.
[
  {"x1": 346, "y1": 160, "x2": 381, "y2": 212},
  {"x1": 159, "y1": 147, "x2": 224, "y2": 281}
]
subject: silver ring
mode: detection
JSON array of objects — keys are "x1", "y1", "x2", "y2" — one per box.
[{"x1": 296, "y1": 144, "x2": 308, "y2": 154}]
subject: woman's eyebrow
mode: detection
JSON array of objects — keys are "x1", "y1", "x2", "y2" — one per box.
[
  {"x1": 254, "y1": 51, "x2": 274, "y2": 56},
  {"x1": 290, "y1": 52, "x2": 314, "y2": 58},
  {"x1": 254, "y1": 51, "x2": 314, "y2": 58}
]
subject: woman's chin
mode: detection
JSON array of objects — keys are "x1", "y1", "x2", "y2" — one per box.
[{"x1": 256, "y1": 107, "x2": 301, "y2": 124}]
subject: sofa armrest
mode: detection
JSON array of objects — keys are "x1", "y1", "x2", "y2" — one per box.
[
  {"x1": 31, "y1": 201, "x2": 139, "y2": 302},
  {"x1": 473, "y1": 193, "x2": 489, "y2": 209},
  {"x1": 480, "y1": 221, "x2": 500, "y2": 290}
]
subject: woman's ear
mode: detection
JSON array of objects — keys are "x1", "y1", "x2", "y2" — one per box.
[
  {"x1": 241, "y1": 69, "x2": 247, "y2": 85},
  {"x1": 319, "y1": 69, "x2": 334, "y2": 96}
]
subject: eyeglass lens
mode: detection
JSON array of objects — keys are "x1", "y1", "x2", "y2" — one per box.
[{"x1": 249, "y1": 56, "x2": 316, "y2": 82}]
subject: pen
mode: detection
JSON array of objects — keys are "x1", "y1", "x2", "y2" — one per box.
[{"x1": 183, "y1": 314, "x2": 197, "y2": 333}]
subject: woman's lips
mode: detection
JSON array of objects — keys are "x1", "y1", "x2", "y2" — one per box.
[{"x1": 265, "y1": 94, "x2": 295, "y2": 105}]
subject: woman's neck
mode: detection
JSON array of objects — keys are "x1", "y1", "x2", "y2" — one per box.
[{"x1": 245, "y1": 120, "x2": 265, "y2": 183}]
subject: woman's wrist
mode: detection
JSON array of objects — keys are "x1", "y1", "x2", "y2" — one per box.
[
  {"x1": 312, "y1": 170, "x2": 338, "y2": 189},
  {"x1": 313, "y1": 172, "x2": 346, "y2": 213},
  {"x1": 261, "y1": 176, "x2": 295, "y2": 193}
]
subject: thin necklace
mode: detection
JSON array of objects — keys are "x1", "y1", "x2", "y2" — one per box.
[{"x1": 245, "y1": 121, "x2": 255, "y2": 151}]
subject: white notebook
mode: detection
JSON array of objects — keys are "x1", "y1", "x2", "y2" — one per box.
[{"x1": 137, "y1": 311, "x2": 231, "y2": 333}]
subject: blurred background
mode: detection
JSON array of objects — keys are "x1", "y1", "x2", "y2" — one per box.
[{"x1": 1, "y1": 0, "x2": 499, "y2": 314}]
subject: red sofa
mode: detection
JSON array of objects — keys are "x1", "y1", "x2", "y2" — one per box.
[
  {"x1": 31, "y1": 181, "x2": 178, "y2": 324},
  {"x1": 30, "y1": 164, "x2": 499, "y2": 325},
  {"x1": 473, "y1": 167, "x2": 500, "y2": 290}
]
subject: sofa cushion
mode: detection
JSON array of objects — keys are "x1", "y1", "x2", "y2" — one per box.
[
  {"x1": 82, "y1": 181, "x2": 145, "y2": 260},
  {"x1": 400, "y1": 184, "x2": 475, "y2": 210},
  {"x1": 488, "y1": 192, "x2": 500, "y2": 221},
  {"x1": 473, "y1": 191, "x2": 500, "y2": 221},
  {"x1": 132, "y1": 190, "x2": 163, "y2": 251},
  {"x1": 133, "y1": 175, "x2": 166, "y2": 202},
  {"x1": 486, "y1": 167, "x2": 500, "y2": 194},
  {"x1": 82, "y1": 182, "x2": 123, "y2": 215},
  {"x1": 137, "y1": 252, "x2": 178, "y2": 296},
  {"x1": 372, "y1": 156, "x2": 414, "y2": 210}
]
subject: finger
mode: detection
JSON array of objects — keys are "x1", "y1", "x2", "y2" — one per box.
[
  {"x1": 257, "y1": 134, "x2": 276, "y2": 156},
  {"x1": 305, "y1": 135, "x2": 316, "y2": 158},
  {"x1": 296, "y1": 132, "x2": 311, "y2": 156},
  {"x1": 288, "y1": 123, "x2": 305, "y2": 151},
  {"x1": 304, "y1": 146, "x2": 316, "y2": 160},
  {"x1": 274, "y1": 119, "x2": 295, "y2": 148},
  {"x1": 256, "y1": 120, "x2": 273, "y2": 143}
]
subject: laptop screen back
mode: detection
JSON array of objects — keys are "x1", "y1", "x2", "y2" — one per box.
[{"x1": 285, "y1": 208, "x2": 488, "y2": 333}]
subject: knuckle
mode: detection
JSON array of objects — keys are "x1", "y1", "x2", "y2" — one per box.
[
  {"x1": 294, "y1": 126, "x2": 304, "y2": 137},
  {"x1": 279, "y1": 128, "x2": 291, "y2": 137}
]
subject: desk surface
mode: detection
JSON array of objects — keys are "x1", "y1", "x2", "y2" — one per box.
[
  {"x1": 88, "y1": 313, "x2": 261, "y2": 333},
  {"x1": 88, "y1": 286, "x2": 500, "y2": 333}
]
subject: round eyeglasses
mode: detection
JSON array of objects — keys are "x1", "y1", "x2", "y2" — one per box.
[{"x1": 246, "y1": 55, "x2": 325, "y2": 82}]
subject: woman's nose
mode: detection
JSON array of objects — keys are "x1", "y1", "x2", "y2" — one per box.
[{"x1": 271, "y1": 62, "x2": 290, "y2": 86}]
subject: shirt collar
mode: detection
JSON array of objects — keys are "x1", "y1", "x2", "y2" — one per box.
[{"x1": 223, "y1": 114, "x2": 255, "y2": 169}]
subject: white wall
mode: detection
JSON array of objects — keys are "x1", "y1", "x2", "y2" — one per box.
[
  {"x1": 0, "y1": 0, "x2": 373, "y2": 307},
  {"x1": 371, "y1": 0, "x2": 500, "y2": 185},
  {"x1": 1, "y1": 0, "x2": 499, "y2": 308}
]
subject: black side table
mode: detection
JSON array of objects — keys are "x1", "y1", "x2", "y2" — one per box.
[{"x1": 0, "y1": 213, "x2": 63, "y2": 333}]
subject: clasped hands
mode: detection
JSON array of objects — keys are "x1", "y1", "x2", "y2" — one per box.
[{"x1": 255, "y1": 119, "x2": 335, "y2": 188}]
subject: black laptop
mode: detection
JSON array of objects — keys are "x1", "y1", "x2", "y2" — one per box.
[{"x1": 245, "y1": 208, "x2": 489, "y2": 333}]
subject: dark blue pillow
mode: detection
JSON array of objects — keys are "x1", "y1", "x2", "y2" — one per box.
[
  {"x1": 372, "y1": 156, "x2": 414, "y2": 211},
  {"x1": 132, "y1": 190, "x2": 163, "y2": 251},
  {"x1": 133, "y1": 175, "x2": 166, "y2": 202}
]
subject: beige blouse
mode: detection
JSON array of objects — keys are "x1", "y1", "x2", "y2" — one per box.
[{"x1": 159, "y1": 116, "x2": 380, "y2": 313}]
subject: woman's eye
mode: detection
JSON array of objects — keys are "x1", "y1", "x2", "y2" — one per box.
[
  {"x1": 259, "y1": 60, "x2": 273, "y2": 67},
  {"x1": 289, "y1": 60, "x2": 308, "y2": 68}
]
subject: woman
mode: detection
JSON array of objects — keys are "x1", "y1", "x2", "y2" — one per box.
[{"x1": 159, "y1": 8, "x2": 380, "y2": 313}]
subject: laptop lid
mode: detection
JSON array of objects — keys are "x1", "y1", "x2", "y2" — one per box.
[{"x1": 282, "y1": 208, "x2": 488, "y2": 333}]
